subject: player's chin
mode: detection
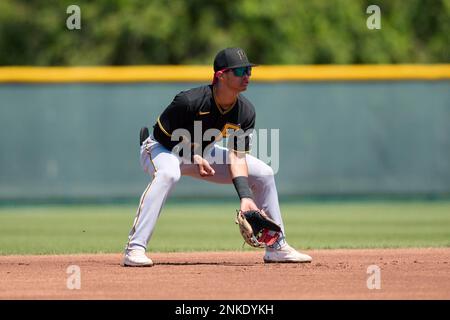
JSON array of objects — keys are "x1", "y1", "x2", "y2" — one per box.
[{"x1": 239, "y1": 83, "x2": 249, "y2": 91}]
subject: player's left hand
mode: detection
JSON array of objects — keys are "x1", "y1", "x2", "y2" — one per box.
[{"x1": 240, "y1": 197, "x2": 259, "y2": 212}]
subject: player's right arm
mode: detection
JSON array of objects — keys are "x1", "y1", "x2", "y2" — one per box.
[
  {"x1": 153, "y1": 93, "x2": 215, "y2": 176},
  {"x1": 153, "y1": 93, "x2": 193, "y2": 150}
]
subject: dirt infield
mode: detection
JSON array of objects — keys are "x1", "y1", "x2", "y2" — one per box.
[{"x1": 0, "y1": 248, "x2": 449, "y2": 300}]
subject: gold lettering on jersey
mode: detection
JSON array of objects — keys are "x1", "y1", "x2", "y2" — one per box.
[{"x1": 221, "y1": 123, "x2": 240, "y2": 137}]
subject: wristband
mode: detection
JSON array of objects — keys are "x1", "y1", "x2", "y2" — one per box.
[{"x1": 232, "y1": 176, "x2": 254, "y2": 200}]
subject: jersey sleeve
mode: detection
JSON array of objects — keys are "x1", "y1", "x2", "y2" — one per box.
[
  {"x1": 228, "y1": 104, "x2": 256, "y2": 153},
  {"x1": 153, "y1": 92, "x2": 192, "y2": 150}
]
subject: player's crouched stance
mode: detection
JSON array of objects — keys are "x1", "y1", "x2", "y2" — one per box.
[{"x1": 121, "y1": 48, "x2": 312, "y2": 267}]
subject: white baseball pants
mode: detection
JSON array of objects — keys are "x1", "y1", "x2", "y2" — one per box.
[{"x1": 126, "y1": 136, "x2": 286, "y2": 251}]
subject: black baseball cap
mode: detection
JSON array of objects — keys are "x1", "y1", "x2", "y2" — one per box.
[{"x1": 213, "y1": 47, "x2": 257, "y2": 72}]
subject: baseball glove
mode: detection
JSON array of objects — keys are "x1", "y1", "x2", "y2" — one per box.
[{"x1": 235, "y1": 210, "x2": 282, "y2": 248}]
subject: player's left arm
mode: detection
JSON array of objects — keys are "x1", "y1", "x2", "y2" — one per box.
[
  {"x1": 228, "y1": 102, "x2": 257, "y2": 212},
  {"x1": 229, "y1": 150, "x2": 259, "y2": 212}
]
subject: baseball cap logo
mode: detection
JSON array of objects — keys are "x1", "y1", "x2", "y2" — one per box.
[{"x1": 237, "y1": 49, "x2": 245, "y2": 61}]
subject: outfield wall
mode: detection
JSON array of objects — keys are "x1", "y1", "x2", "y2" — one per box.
[{"x1": 0, "y1": 66, "x2": 449, "y2": 201}]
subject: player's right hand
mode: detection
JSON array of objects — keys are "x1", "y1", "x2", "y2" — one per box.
[{"x1": 193, "y1": 154, "x2": 215, "y2": 177}]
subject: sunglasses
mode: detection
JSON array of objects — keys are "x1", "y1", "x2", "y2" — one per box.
[{"x1": 226, "y1": 66, "x2": 252, "y2": 77}]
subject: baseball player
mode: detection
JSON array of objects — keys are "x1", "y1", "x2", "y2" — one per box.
[{"x1": 122, "y1": 47, "x2": 312, "y2": 267}]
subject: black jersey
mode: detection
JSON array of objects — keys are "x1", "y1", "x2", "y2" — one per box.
[{"x1": 153, "y1": 85, "x2": 255, "y2": 155}]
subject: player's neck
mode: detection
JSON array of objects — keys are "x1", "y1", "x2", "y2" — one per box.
[{"x1": 213, "y1": 85, "x2": 238, "y2": 110}]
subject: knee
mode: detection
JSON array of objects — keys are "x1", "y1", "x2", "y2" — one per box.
[{"x1": 156, "y1": 168, "x2": 181, "y2": 184}]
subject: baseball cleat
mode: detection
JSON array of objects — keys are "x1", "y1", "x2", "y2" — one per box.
[
  {"x1": 121, "y1": 249, "x2": 154, "y2": 267},
  {"x1": 264, "y1": 244, "x2": 312, "y2": 263}
]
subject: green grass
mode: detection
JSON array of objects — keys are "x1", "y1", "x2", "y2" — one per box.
[{"x1": 0, "y1": 201, "x2": 449, "y2": 255}]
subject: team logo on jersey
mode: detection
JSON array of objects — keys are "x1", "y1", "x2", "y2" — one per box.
[{"x1": 221, "y1": 123, "x2": 241, "y2": 137}]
